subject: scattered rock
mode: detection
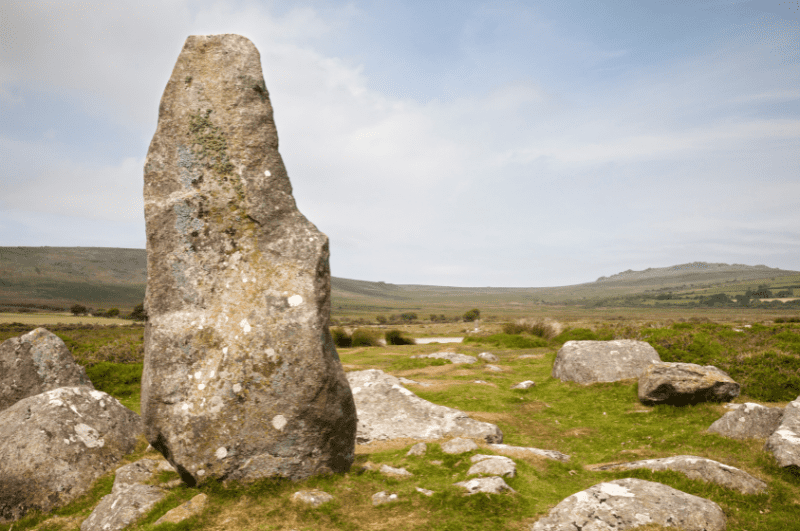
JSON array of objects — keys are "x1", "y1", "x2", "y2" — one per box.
[
  {"x1": 638, "y1": 362, "x2": 740, "y2": 406},
  {"x1": 346, "y1": 370, "x2": 502, "y2": 443},
  {"x1": 141, "y1": 34, "x2": 356, "y2": 486},
  {"x1": 708, "y1": 402, "x2": 784, "y2": 440},
  {"x1": 511, "y1": 381, "x2": 535, "y2": 390},
  {"x1": 380, "y1": 464, "x2": 413, "y2": 477},
  {"x1": 415, "y1": 487, "x2": 434, "y2": 496},
  {"x1": 0, "y1": 387, "x2": 142, "y2": 523},
  {"x1": 0, "y1": 328, "x2": 94, "y2": 412},
  {"x1": 765, "y1": 397, "x2": 800, "y2": 468},
  {"x1": 488, "y1": 443, "x2": 570, "y2": 462},
  {"x1": 517, "y1": 354, "x2": 543, "y2": 360},
  {"x1": 472, "y1": 380, "x2": 489, "y2": 384},
  {"x1": 552, "y1": 340, "x2": 661, "y2": 385},
  {"x1": 398, "y1": 377, "x2": 431, "y2": 387},
  {"x1": 531, "y1": 478, "x2": 726, "y2": 531},
  {"x1": 591, "y1": 455, "x2": 766, "y2": 495},
  {"x1": 478, "y1": 352, "x2": 498, "y2": 362},
  {"x1": 372, "y1": 492, "x2": 399, "y2": 506},
  {"x1": 291, "y1": 490, "x2": 334, "y2": 508},
  {"x1": 441, "y1": 437, "x2": 479, "y2": 454},
  {"x1": 484, "y1": 365, "x2": 503, "y2": 372},
  {"x1": 154, "y1": 493, "x2": 208, "y2": 526},
  {"x1": 406, "y1": 442, "x2": 427, "y2": 456},
  {"x1": 454, "y1": 477, "x2": 515, "y2": 495},
  {"x1": 411, "y1": 352, "x2": 477, "y2": 364},
  {"x1": 468, "y1": 455, "x2": 516, "y2": 478},
  {"x1": 81, "y1": 458, "x2": 174, "y2": 531}
]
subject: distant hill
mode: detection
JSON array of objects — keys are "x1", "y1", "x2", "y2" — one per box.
[{"x1": 1, "y1": 247, "x2": 797, "y2": 314}]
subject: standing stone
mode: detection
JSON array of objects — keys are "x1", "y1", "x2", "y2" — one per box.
[
  {"x1": 0, "y1": 327, "x2": 94, "y2": 412},
  {"x1": 765, "y1": 397, "x2": 800, "y2": 468},
  {"x1": 141, "y1": 34, "x2": 356, "y2": 486},
  {"x1": 552, "y1": 340, "x2": 660, "y2": 385}
]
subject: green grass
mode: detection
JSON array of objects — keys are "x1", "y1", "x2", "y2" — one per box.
[
  {"x1": 463, "y1": 333, "x2": 549, "y2": 349},
  {"x1": 85, "y1": 362, "x2": 143, "y2": 413}
]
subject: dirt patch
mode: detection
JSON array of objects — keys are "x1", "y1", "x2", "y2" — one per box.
[{"x1": 563, "y1": 427, "x2": 596, "y2": 437}]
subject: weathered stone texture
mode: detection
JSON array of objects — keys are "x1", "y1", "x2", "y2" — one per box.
[
  {"x1": 552, "y1": 340, "x2": 660, "y2": 385},
  {"x1": 531, "y1": 478, "x2": 726, "y2": 531},
  {"x1": 638, "y1": 362, "x2": 740, "y2": 406},
  {"x1": 0, "y1": 387, "x2": 141, "y2": 523},
  {"x1": 347, "y1": 369, "x2": 502, "y2": 443},
  {"x1": 765, "y1": 397, "x2": 800, "y2": 468},
  {"x1": 468, "y1": 455, "x2": 516, "y2": 478},
  {"x1": 709, "y1": 402, "x2": 784, "y2": 440},
  {"x1": 141, "y1": 34, "x2": 356, "y2": 486},
  {"x1": 454, "y1": 477, "x2": 516, "y2": 495},
  {"x1": 0, "y1": 327, "x2": 93, "y2": 412}
]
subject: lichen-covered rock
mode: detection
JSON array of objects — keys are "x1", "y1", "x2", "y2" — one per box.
[
  {"x1": 478, "y1": 352, "x2": 498, "y2": 362},
  {"x1": 441, "y1": 437, "x2": 479, "y2": 454},
  {"x1": 141, "y1": 34, "x2": 356, "y2": 486},
  {"x1": 531, "y1": 478, "x2": 726, "y2": 531},
  {"x1": 709, "y1": 402, "x2": 784, "y2": 440},
  {"x1": 591, "y1": 455, "x2": 766, "y2": 495},
  {"x1": 454, "y1": 477, "x2": 515, "y2": 495},
  {"x1": 511, "y1": 380, "x2": 535, "y2": 390},
  {"x1": 291, "y1": 490, "x2": 334, "y2": 508},
  {"x1": 411, "y1": 352, "x2": 477, "y2": 364},
  {"x1": 372, "y1": 492, "x2": 399, "y2": 506},
  {"x1": 488, "y1": 443, "x2": 570, "y2": 462},
  {"x1": 639, "y1": 362, "x2": 740, "y2": 406},
  {"x1": 552, "y1": 340, "x2": 660, "y2": 385},
  {"x1": 0, "y1": 327, "x2": 94, "y2": 412},
  {"x1": 765, "y1": 396, "x2": 800, "y2": 468},
  {"x1": 406, "y1": 442, "x2": 427, "y2": 456},
  {"x1": 153, "y1": 493, "x2": 207, "y2": 525},
  {"x1": 81, "y1": 458, "x2": 174, "y2": 531},
  {"x1": 468, "y1": 455, "x2": 516, "y2": 478},
  {"x1": 346, "y1": 369, "x2": 502, "y2": 443},
  {"x1": 380, "y1": 464, "x2": 413, "y2": 477},
  {"x1": 0, "y1": 387, "x2": 142, "y2": 523}
]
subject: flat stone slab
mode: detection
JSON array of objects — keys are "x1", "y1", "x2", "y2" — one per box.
[
  {"x1": 372, "y1": 492, "x2": 399, "y2": 506},
  {"x1": 765, "y1": 397, "x2": 800, "y2": 468},
  {"x1": 591, "y1": 455, "x2": 766, "y2": 494},
  {"x1": 291, "y1": 490, "x2": 334, "y2": 507},
  {"x1": 511, "y1": 381, "x2": 535, "y2": 390},
  {"x1": 346, "y1": 370, "x2": 502, "y2": 443},
  {"x1": 639, "y1": 362, "x2": 740, "y2": 405},
  {"x1": 411, "y1": 352, "x2": 477, "y2": 364},
  {"x1": 708, "y1": 402, "x2": 784, "y2": 440},
  {"x1": 380, "y1": 464, "x2": 412, "y2": 477},
  {"x1": 552, "y1": 340, "x2": 661, "y2": 385},
  {"x1": 531, "y1": 478, "x2": 726, "y2": 531},
  {"x1": 488, "y1": 443, "x2": 570, "y2": 462},
  {"x1": 154, "y1": 493, "x2": 207, "y2": 525},
  {"x1": 442, "y1": 437, "x2": 479, "y2": 454},
  {"x1": 454, "y1": 477, "x2": 515, "y2": 495},
  {"x1": 478, "y1": 352, "x2": 498, "y2": 362},
  {"x1": 468, "y1": 455, "x2": 516, "y2": 478}
]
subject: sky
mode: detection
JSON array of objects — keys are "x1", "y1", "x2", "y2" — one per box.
[{"x1": 1, "y1": 0, "x2": 798, "y2": 287}]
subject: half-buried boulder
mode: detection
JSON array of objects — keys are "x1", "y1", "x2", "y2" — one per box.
[
  {"x1": 0, "y1": 387, "x2": 142, "y2": 523},
  {"x1": 141, "y1": 34, "x2": 356, "y2": 486},
  {"x1": 765, "y1": 396, "x2": 800, "y2": 468},
  {"x1": 346, "y1": 369, "x2": 502, "y2": 443},
  {"x1": 552, "y1": 340, "x2": 660, "y2": 385},
  {"x1": 531, "y1": 478, "x2": 726, "y2": 531},
  {"x1": 708, "y1": 402, "x2": 784, "y2": 440},
  {"x1": 0, "y1": 327, "x2": 94, "y2": 412},
  {"x1": 639, "y1": 362, "x2": 740, "y2": 406}
]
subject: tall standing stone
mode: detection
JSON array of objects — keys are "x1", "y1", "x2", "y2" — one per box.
[{"x1": 141, "y1": 34, "x2": 356, "y2": 486}]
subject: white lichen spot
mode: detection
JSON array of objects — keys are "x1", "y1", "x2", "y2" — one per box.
[
  {"x1": 197, "y1": 469, "x2": 205, "y2": 476},
  {"x1": 198, "y1": 324, "x2": 203, "y2": 330},
  {"x1": 194, "y1": 371, "x2": 202, "y2": 380},
  {"x1": 739, "y1": 417, "x2": 747, "y2": 422},
  {"x1": 64, "y1": 438, "x2": 70, "y2": 444},
  {"x1": 75, "y1": 423, "x2": 105, "y2": 448},
  {"x1": 89, "y1": 390, "x2": 105, "y2": 401},
  {"x1": 633, "y1": 513, "x2": 653, "y2": 525},
  {"x1": 264, "y1": 170, "x2": 271, "y2": 177},
  {"x1": 198, "y1": 384, "x2": 206, "y2": 391},
  {"x1": 239, "y1": 319, "x2": 251, "y2": 334},
  {"x1": 272, "y1": 414, "x2": 288, "y2": 431},
  {"x1": 224, "y1": 315, "x2": 229, "y2": 323},
  {"x1": 216, "y1": 446, "x2": 228, "y2": 459},
  {"x1": 288, "y1": 295, "x2": 303, "y2": 307},
  {"x1": 242, "y1": 276, "x2": 248, "y2": 283},
  {"x1": 191, "y1": 321, "x2": 196, "y2": 326},
  {"x1": 266, "y1": 348, "x2": 278, "y2": 361},
  {"x1": 391, "y1": 384, "x2": 413, "y2": 396},
  {"x1": 188, "y1": 374, "x2": 193, "y2": 380},
  {"x1": 599, "y1": 483, "x2": 635, "y2": 497},
  {"x1": 223, "y1": 347, "x2": 228, "y2": 355},
  {"x1": 776, "y1": 428, "x2": 800, "y2": 444},
  {"x1": 352, "y1": 387, "x2": 361, "y2": 394},
  {"x1": 233, "y1": 383, "x2": 242, "y2": 393},
  {"x1": 69, "y1": 404, "x2": 83, "y2": 418},
  {"x1": 210, "y1": 370, "x2": 215, "y2": 378},
  {"x1": 572, "y1": 491, "x2": 591, "y2": 504},
  {"x1": 182, "y1": 403, "x2": 190, "y2": 411}
]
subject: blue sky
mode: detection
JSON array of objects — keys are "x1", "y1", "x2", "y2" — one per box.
[{"x1": 1, "y1": 0, "x2": 798, "y2": 286}]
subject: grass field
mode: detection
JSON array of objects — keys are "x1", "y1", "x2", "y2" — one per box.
[
  {"x1": 0, "y1": 312, "x2": 136, "y2": 326},
  {"x1": 2, "y1": 313, "x2": 800, "y2": 530}
]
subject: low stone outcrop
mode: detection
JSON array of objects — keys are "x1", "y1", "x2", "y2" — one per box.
[
  {"x1": 454, "y1": 477, "x2": 515, "y2": 495},
  {"x1": 0, "y1": 328, "x2": 94, "y2": 412},
  {"x1": 441, "y1": 437, "x2": 479, "y2": 454},
  {"x1": 591, "y1": 455, "x2": 766, "y2": 494},
  {"x1": 380, "y1": 464, "x2": 412, "y2": 477},
  {"x1": 291, "y1": 490, "x2": 334, "y2": 507},
  {"x1": 765, "y1": 397, "x2": 800, "y2": 468},
  {"x1": 511, "y1": 380, "x2": 535, "y2": 390},
  {"x1": 708, "y1": 402, "x2": 784, "y2": 440},
  {"x1": 478, "y1": 352, "x2": 498, "y2": 362},
  {"x1": 0, "y1": 387, "x2": 142, "y2": 523},
  {"x1": 407, "y1": 442, "x2": 427, "y2": 456},
  {"x1": 638, "y1": 362, "x2": 740, "y2": 405},
  {"x1": 372, "y1": 492, "x2": 399, "y2": 506},
  {"x1": 346, "y1": 370, "x2": 502, "y2": 443},
  {"x1": 488, "y1": 443, "x2": 570, "y2": 462},
  {"x1": 531, "y1": 478, "x2": 726, "y2": 531},
  {"x1": 153, "y1": 493, "x2": 207, "y2": 525},
  {"x1": 468, "y1": 455, "x2": 516, "y2": 478},
  {"x1": 552, "y1": 340, "x2": 660, "y2": 385},
  {"x1": 411, "y1": 352, "x2": 477, "y2": 364},
  {"x1": 81, "y1": 458, "x2": 174, "y2": 531}
]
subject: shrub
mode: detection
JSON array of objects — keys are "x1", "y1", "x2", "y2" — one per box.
[
  {"x1": 330, "y1": 328, "x2": 352, "y2": 348},
  {"x1": 70, "y1": 304, "x2": 87, "y2": 316},
  {"x1": 400, "y1": 312, "x2": 418, "y2": 322},
  {"x1": 351, "y1": 328, "x2": 381, "y2": 347},
  {"x1": 106, "y1": 308, "x2": 120, "y2": 318},
  {"x1": 385, "y1": 329, "x2": 414, "y2": 345},
  {"x1": 376, "y1": 315, "x2": 387, "y2": 324},
  {"x1": 130, "y1": 303, "x2": 147, "y2": 321},
  {"x1": 463, "y1": 308, "x2": 480, "y2": 322},
  {"x1": 463, "y1": 333, "x2": 548, "y2": 349},
  {"x1": 553, "y1": 328, "x2": 607, "y2": 343},
  {"x1": 502, "y1": 318, "x2": 559, "y2": 339}
]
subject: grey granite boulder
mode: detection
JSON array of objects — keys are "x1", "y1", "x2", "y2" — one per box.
[
  {"x1": 638, "y1": 362, "x2": 740, "y2": 405},
  {"x1": 141, "y1": 34, "x2": 356, "y2": 486},
  {"x1": 488, "y1": 443, "x2": 570, "y2": 462},
  {"x1": 552, "y1": 340, "x2": 660, "y2": 385},
  {"x1": 81, "y1": 458, "x2": 174, "y2": 531},
  {"x1": 531, "y1": 478, "x2": 726, "y2": 531},
  {"x1": 0, "y1": 327, "x2": 93, "y2": 412},
  {"x1": 511, "y1": 380, "x2": 535, "y2": 389},
  {"x1": 153, "y1": 493, "x2": 207, "y2": 525},
  {"x1": 709, "y1": 402, "x2": 784, "y2": 440},
  {"x1": 765, "y1": 397, "x2": 800, "y2": 468},
  {"x1": 454, "y1": 477, "x2": 515, "y2": 495},
  {"x1": 411, "y1": 352, "x2": 477, "y2": 364},
  {"x1": 346, "y1": 369, "x2": 502, "y2": 443},
  {"x1": 591, "y1": 455, "x2": 766, "y2": 494},
  {"x1": 380, "y1": 464, "x2": 412, "y2": 477},
  {"x1": 291, "y1": 490, "x2": 334, "y2": 507},
  {"x1": 406, "y1": 442, "x2": 427, "y2": 456},
  {"x1": 478, "y1": 352, "x2": 498, "y2": 362},
  {"x1": 441, "y1": 437, "x2": 479, "y2": 454},
  {"x1": 0, "y1": 387, "x2": 142, "y2": 523},
  {"x1": 372, "y1": 492, "x2": 399, "y2": 506},
  {"x1": 468, "y1": 455, "x2": 516, "y2": 478}
]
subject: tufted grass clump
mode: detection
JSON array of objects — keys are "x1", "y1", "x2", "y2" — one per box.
[
  {"x1": 464, "y1": 333, "x2": 548, "y2": 349},
  {"x1": 85, "y1": 362, "x2": 143, "y2": 413},
  {"x1": 351, "y1": 328, "x2": 382, "y2": 347},
  {"x1": 385, "y1": 329, "x2": 415, "y2": 345},
  {"x1": 330, "y1": 327, "x2": 352, "y2": 348}
]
